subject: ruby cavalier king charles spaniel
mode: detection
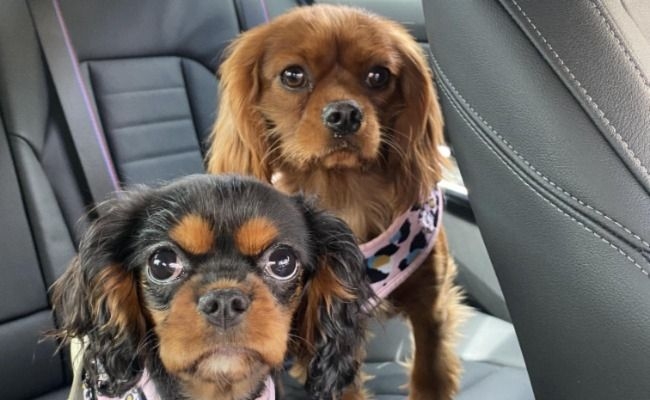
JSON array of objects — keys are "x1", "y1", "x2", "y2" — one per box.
[{"x1": 208, "y1": 5, "x2": 466, "y2": 400}]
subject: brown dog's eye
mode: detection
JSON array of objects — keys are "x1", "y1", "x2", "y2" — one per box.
[
  {"x1": 148, "y1": 248, "x2": 184, "y2": 284},
  {"x1": 263, "y1": 246, "x2": 299, "y2": 280},
  {"x1": 280, "y1": 66, "x2": 307, "y2": 89},
  {"x1": 365, "y1": 66, "x2": 391, "y2": 89}
]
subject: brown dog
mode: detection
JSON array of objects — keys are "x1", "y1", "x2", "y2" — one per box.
[{"x1": 207, "y1": 5, "x2": 465, "y2": 399}]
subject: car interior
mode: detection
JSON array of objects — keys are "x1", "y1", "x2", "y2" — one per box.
[{"x1": 0, "y1": 0, "x2": 648, "y2": 399}]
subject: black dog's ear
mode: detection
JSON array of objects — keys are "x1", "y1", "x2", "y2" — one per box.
[
  {"x1": 291, "y1": 196, "x2": 374, "y2": 399},
  {"x1": 50, "y1": 191, "x2": 151, "y2": 397}
]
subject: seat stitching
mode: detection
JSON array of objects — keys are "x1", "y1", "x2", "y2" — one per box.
[
  {"x1": 510, "y1": 0, "x2": 650, "y2": 180},
  {"x1": 429, "y1": 55, "x2": 650, "y2": 250},
  {"x1": 588, "y1": 0, "x2": 650, "y2": 92},
  {"x1": 438, "y1": 82, "x2": 650, "y2": 278}
]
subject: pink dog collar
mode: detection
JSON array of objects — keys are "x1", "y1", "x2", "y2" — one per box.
[
  {"x1": 360, "y1": 188, "x2": 443, "y2": 300},
  {"x1": 89, "y1": 370, "x2": 275, "y2": 400}
]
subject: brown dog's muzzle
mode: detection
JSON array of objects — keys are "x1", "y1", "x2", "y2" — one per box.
[{"x1": 321, "y1": 100, "x2": 363, "y2": 137}]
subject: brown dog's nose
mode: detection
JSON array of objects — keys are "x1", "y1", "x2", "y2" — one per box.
[
  {"x1": 322, "y1": 100, "x2": 363, "y2": 137},
  {"x1": 198, "y1": 288, "x2": 250, "y2": 329}
]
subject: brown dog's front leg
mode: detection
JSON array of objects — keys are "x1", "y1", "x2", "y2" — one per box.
[{"x1": 392, "y1": 231, "x2": 465, "y2": 400}]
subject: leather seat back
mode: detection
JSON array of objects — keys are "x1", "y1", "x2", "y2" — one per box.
[
  {"x1": 423, "y1": 1, "x2": 650, "y2": 398},
  {"x1": 0, "y1": 1, "x2": 245, "y2": 397},
  {"x1": 0, "y1": 116, "x2": 71, "y2": 399}
]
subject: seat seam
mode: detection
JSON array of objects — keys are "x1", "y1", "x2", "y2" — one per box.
[
  {"x1": 438, "y1": 82, "x2": 650, "y2": 278},
  {"x1": 510, "y1": 0, "x2": 650, "y2": 180},
  {"x1": 82, "y1": 54, "x2": 214, "y2": 76},
  {"x1": 429, "y1": 55, "x2": 650, "y2": 251},
  {"x1": 111, "y1": 116, "x2": 193, "y2": 133},
  {"x1": 3, "y1": 134, "x2": 53, "y2": 318},
  {"x1": 121, "y1": 147, "x2": 201, "y2": 166},
  {"x1": 589, "y1": 0, "x2": 650, "y2": 92},
  {"x1": 7, "y1": 131, "x2": 40, "y2": 158},
  {"x1": 0, "y1": 304, "x2": 53, "y2": 326},
  {"x1": 179, "y1": 58, "x2": 203, "y2": 153},
  {"x1": 100, "y1": 85, "x2": 186, "y2": 98}
]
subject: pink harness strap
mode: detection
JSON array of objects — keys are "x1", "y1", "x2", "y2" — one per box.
[
  {"x1": 89, "y1": 370, "x2": 275, "y2": 400},
  {"x1": 360, "y1": 189, "x2": 443, "y2": 301}
]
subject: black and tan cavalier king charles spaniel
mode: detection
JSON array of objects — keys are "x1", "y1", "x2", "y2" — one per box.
[{"x1": 50, "y1": 174, "x2": 372, "y2": 400}]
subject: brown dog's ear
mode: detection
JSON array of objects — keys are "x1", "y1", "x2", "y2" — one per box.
[
  {"x1": 291, "y1": 197, "x2": 374, "y2": 399},
  {"x1": 50, "y1": 193, "x2": 149, "y2": 397},
  {"x1": 389, "y1": 25, "x2": 446, "y2": 202},
  {"x1": 207, "y1": 28, "x2": 272, "y2": 181}
]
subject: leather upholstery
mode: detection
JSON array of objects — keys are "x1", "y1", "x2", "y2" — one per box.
[
  {"x1": 0, "y1": 1, "x2": 241, "y2": 397},
  {"x1": 59, "y1": 0, "x2": 232, "y2": 185},
  {"x1": 500, "y1": 0, "x2": 650, "y2": 192},
  {"x1": 318, "y1": 0, "x2": 427, "y2": 42},
  {"x1": 88, "y1": 58, "x2": 208, "y2": 185},
  {"x1": 0, "y1": 118, "x2": 68, "y2": 399},
  {"x1": 424, "y1": 1, "x2": 650, "y2": 398}
]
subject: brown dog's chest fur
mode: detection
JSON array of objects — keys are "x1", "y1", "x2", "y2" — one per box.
[{"x1": 275, "y1": 167, "x2": 414, "y2": 242}]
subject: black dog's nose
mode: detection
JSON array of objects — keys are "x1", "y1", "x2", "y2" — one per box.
[
  {"x1": 198, "y1": 288, "x2": 250, "y2": 329},
  {"x1": 322, "y1": 100, "x2": 363, "y2": 136}
]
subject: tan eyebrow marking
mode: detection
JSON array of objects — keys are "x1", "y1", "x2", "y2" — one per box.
[
  {"x1": 169, "y1": 214, "x2": 215, "y2": 255},
  {"x1": 234, "y1": 217, "x2": 279, "y2": 256}
]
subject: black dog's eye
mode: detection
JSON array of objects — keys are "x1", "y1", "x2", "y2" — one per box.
[
  {"x1": 148, "y1": 248, "x2": 184, "y2": 284},
  {"x1": 280, "y1": 65, "x2": 308, "y2": 89},
  {"x1": 263, "y1": 246, "x2": 299, "y2": 280},
  {"x1": 365, "y1": 66, "x2": 391, "y2": 89}
]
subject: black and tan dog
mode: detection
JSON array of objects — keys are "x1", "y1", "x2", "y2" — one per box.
[{"x1": 50, "y1": 174, "x2": 372, "y2": 400}]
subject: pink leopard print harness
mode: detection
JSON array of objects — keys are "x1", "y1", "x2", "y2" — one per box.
[{"x1": 361, "y1": 188, "x2": 443, "y2": 300}]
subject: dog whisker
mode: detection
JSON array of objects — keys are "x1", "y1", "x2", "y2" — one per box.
[{"x1": 287, "y1": 333, "x2": 316, "y2": 354}]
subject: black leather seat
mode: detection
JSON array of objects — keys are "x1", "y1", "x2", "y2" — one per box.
[
  {"x1": 0, "y1": 0, "x2": 532, "y2": 398},
  {"x1": 0, "y1": 114, "x2": 71, "y2": 400},
  {"x1": 0, "y1": 1, "x2": 242, "y2": 398},
  {"x1": 424, "y1": 1, "x2": 650, "y2": 399}
]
